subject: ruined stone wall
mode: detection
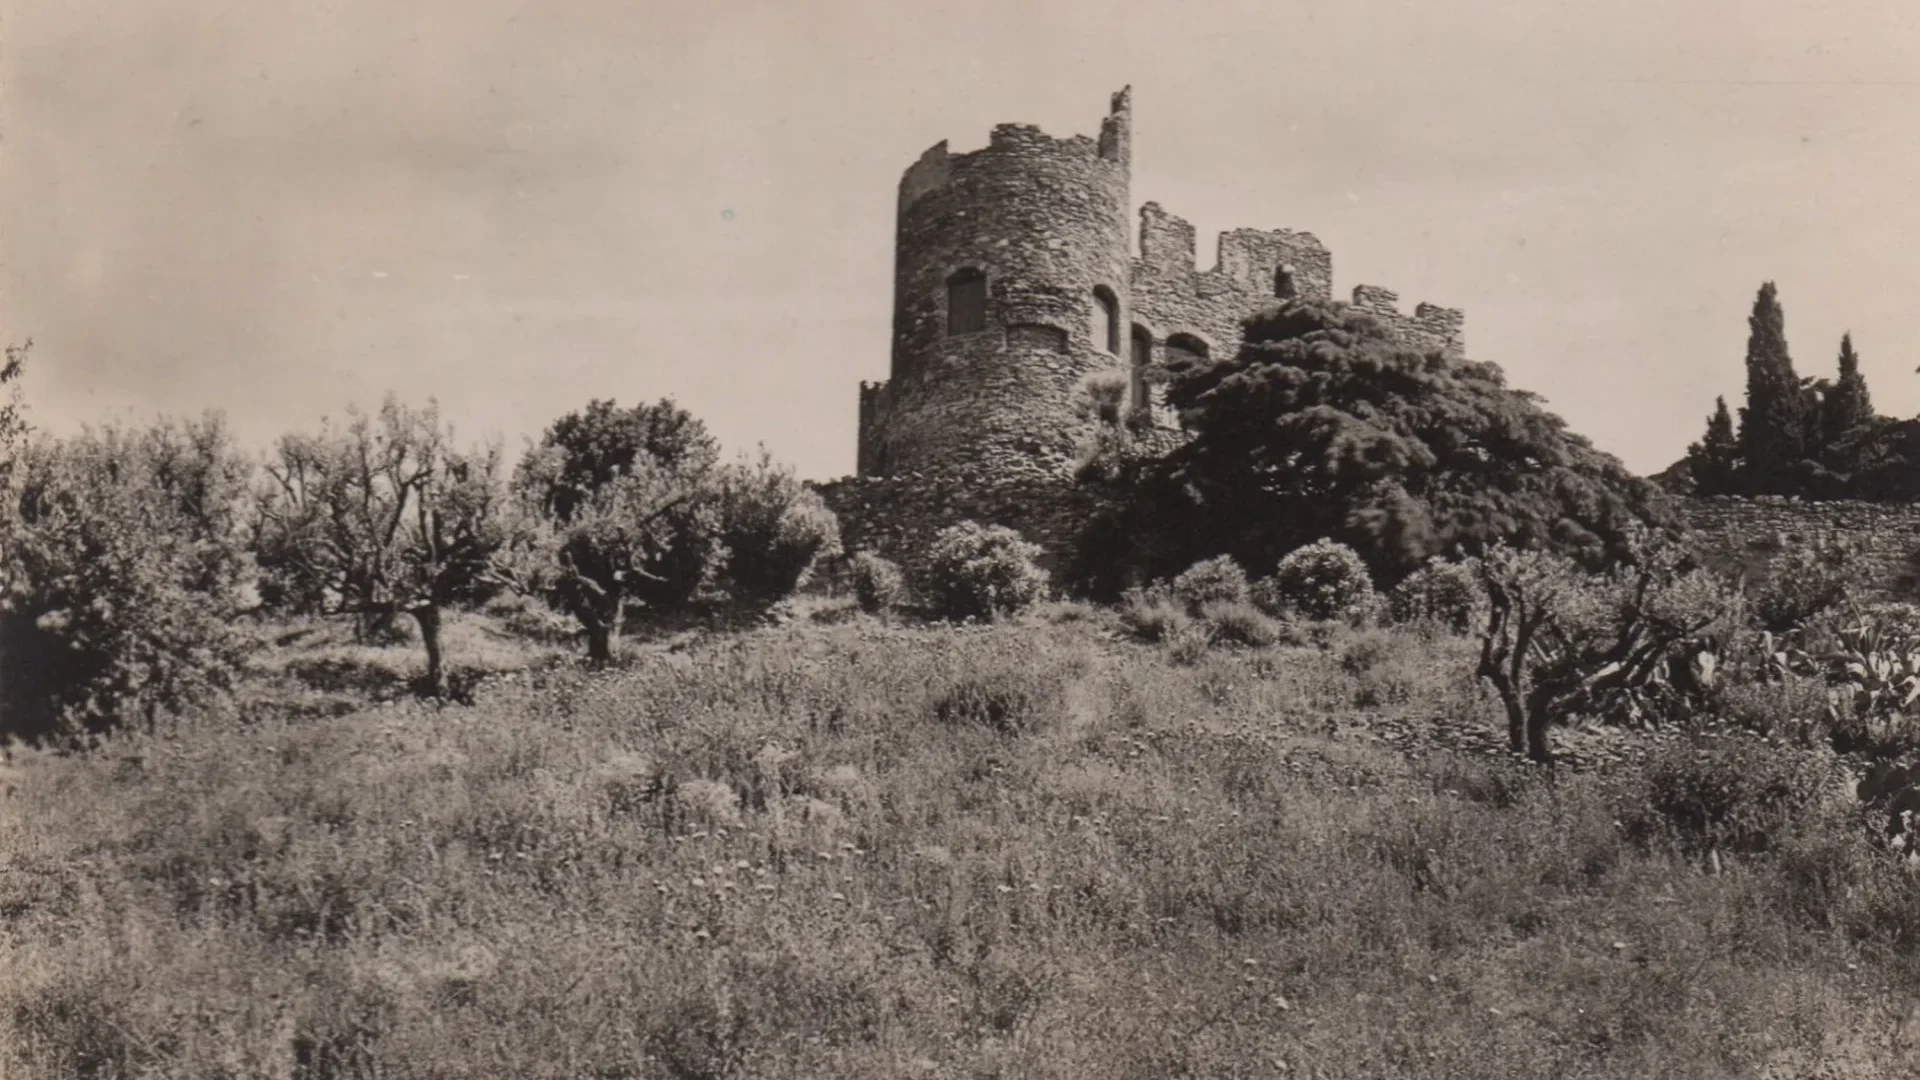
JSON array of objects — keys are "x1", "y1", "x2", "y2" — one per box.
[
  {"x1": 1348, "y1": 285, "x2": 1466, "y2": 360},
  {"x1": 1129, "y1": 202, "x2": 1332, "y2": 370},
  {"x1": 1127, "y1": 203, "x2": 1464, "y2": 421},
  {"x1": 1682, "y1": 497, "x2": 1920, "y2": 598}
]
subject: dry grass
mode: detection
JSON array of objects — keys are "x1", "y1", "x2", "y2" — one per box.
[{"x1": 4, "y1": 615, "x2": 1920, "y2": 1078}]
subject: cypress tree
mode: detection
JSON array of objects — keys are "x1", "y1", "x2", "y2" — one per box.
[
  {"x1": 1735, "y1": 281, "x2": 1808, "y2": 494},
  {"x1": 1820, "y1": 333, "x2": 1875, "y2": 451},
  {"x1": 1685, "y1": 396, "x2": 1741, "y2": 495}
]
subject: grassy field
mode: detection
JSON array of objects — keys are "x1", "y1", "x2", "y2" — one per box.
[{"x1": 4, "y1": 603, "x2": 1920, "y2": 1078}]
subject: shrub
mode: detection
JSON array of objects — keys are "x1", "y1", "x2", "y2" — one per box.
[
  {"x1": 1076, "y1": 371, "x2": 1131, "y2": 427},
  {"x1": 1749, "y1": 536, "x2": 1859, "y2": 632},
  {"x1": 1625, "y1": 738, "x2": 1843, "y2": 856},
  {"x1": 1388, "y1": 558, "x2": 1484, "y2": 633},
  {"x1": 917, "y1": 521, "x2": 1050, "y2": 622},
  {"x1": 1119, "y1": 584, "x2": 1191, "y2": 643},
  {"x1": 1164, "y1": 621, "x2": 1215, "y2": 666},
  {"x1": 713, "y1": 452, "x2": 842, "y2": 610},
  {"x1": 1335, "y1": 627, "x2": 1424, "y2": 707},
  {"x1": 481, "y1": 592, "x2": 582, "y2": 647},
  {"x1": 848, "y1": 552, "x2": 905, "y2": 615},
  {"x1": 1247, "y1": 576, "x2": 1287, "y2": 619},
  {"x1": 1199, "y1": 600, "x2": 1285, "y2": 648},
  {"x1": 931, "y1": 674, "x2": 1063, "y2": 735},
  {"x1": 2, "y1": 417, "x2": 253, "y2": 742},
  {"x1": 1265, "y1": 539, "x2": 1377, "y2": 623},
  {"x1": 1715, "y1": 675, "x2": 1830, "y2": 747},
  {"x1": 1171, "y1": 555, "x2": 1250, "y2": 614}
]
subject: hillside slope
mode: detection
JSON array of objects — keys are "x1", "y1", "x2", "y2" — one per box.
[{"x1": 4, "y1": 612, "x2": 1918, "y2": 1078}]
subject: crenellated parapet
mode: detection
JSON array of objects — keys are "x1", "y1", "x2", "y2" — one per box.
[{"x1": 1349, "y1": 286, "x2": 1465, "y2": 358}]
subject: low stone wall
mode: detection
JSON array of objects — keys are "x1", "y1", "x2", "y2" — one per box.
[
  {"x1": 812, "y1": 472, "x2": 1110, "y2": 581},
  {"x1": 815, "y1": 479, "x2": 1920, "y2": 603},
  {"x1": 1681, "y1": 496, "x2": 1920, "y2": 598}
]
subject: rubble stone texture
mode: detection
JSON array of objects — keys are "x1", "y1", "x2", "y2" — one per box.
[{"x1": 1681, "y1": 496, "x2": 1920, "y2": 597}]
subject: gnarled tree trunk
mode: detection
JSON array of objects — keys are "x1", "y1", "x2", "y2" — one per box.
[{"x1": 411, "y1": 603, "x2": 445, "y2": 697}]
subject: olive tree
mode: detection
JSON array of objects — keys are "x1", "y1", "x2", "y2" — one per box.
[
  {"x1": 252, "y1": 397, "x2": 513, "y2": 696},
  {"x1": 1477, "y1": 535, "x2": 1735, "y2": 762}
]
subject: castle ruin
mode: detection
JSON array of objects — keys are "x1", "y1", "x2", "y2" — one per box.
[
  {"x1": 816, "y1": 88, "x2": 1920, "y2": 594},
  {"x1": 819, "y1": 88, "x2": 1465, "y2": 573}
]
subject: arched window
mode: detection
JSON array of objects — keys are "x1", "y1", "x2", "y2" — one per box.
[
  {"x1": 946, "y1": 268, "x2": 987, "y2": 335},
  {"x1": 1274, "y1": 263, "x2": 1297, "y2": 299},
  {"x1": 1130, "y1": 325, "x2": 1154, "y2": 410},
  {"x1": 1092, "y1": 285, "x2": 1120, "y2": 355},
  {"x1": 1165, "y1": 333, "x2": 1209, "y2": 367}
]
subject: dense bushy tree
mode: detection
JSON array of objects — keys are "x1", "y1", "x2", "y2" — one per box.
[
  {"x1": 1076, "y1": 299, "x2": 1672, "y2": 593},
  {"x1": 2, "y1": 414, "x2": 253, "y2": 742},
  {"x1": 510, "y1": 399, "x2": 727, "y2": 661},
  {"x1": 252, "y1": 397, "x2": 513, "y2": 695},
  {"x1": 516, "y1": 457, "x2": 721, "y2": 664},
  {"x1": 1848, "y1": 417, "x2": 1920, "y2": 502},
  {"x1": 512, "y1": 407, "x2": 834, "y2": 661},
  {"x1": 522, "y1": 398, "x2": 718, "y2": 524}
]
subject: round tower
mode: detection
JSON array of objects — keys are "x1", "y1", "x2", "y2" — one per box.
[{"x1": 860, "y1": 88, "x2": 1134, "y2": 481}]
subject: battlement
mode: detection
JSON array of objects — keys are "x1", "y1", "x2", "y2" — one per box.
[
  {"x1": 898, "y1": 142, "x2": 953, "y2": 214},
  {"x1": 1349, "y1": 286, "x2": 1465, "y2": 357},
  {"x1": 1217, "y1": 229, "x2": 1332, "y2": 300},
  {"x1": 898, "y1": 89, "x2": 1131, "y2": 215},
  {"x1": 1350, "y1": 284, "x2": 1401, "y2": 314},
  {"x1": 1138, "y1": 202, "x2": 1196, "y2": 274}
]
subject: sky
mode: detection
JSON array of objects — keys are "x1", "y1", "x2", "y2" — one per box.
[{"x1": 5, "y1": 0, "x2": 1920, "y2": 481}]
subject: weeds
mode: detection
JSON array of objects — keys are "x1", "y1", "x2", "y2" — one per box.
[{"x1": 5, "y1": 615, "x2": 1919, "y2": 1078}]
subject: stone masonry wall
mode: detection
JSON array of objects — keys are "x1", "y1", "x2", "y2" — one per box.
[
  {"x1": 1681, "y1": 497, "x2": 1920, "y2": 598},
  {"x1": 1127, "y1": 202, "x2": 1465, "y2": 417},
  {"x1": 1129, "y1": 201, "x2": 1333, "y2": 370},
  {"x1": 813, "y1": 473, "x2": 1110, "y2": 582}
]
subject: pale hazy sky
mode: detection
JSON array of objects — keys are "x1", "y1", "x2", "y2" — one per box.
[{"x1": 6, "y1": 0, "x2": 1919, "y2": 480}]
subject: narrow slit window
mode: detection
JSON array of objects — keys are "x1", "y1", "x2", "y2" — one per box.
[
  {"x1": 1274, "y1": 264, "x2": 1297, "y2": 299},
  {"x1": 1130, "y1": 325, "x2": 1154, "y2": 410},
  {"x1": 946, "y1": 268, "x2": 987, "y2": 335},
  {"x1": 1092, "y1": 286, "x2": 1120, "y2": 354}
]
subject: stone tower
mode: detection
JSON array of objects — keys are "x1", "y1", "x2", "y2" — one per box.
[{"x1": 857, "y1": 88, "x2": 1136, "y2": 481}]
